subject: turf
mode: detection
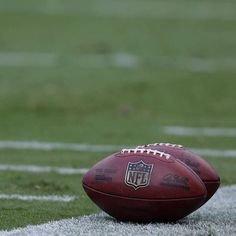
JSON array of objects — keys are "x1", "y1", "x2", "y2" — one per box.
[
  {"x1": 0, "y1": 0, "x2": 236, "y2": 230},
  {"x1": 1, "y1": 185, "x2": 236, "y2": 235}
]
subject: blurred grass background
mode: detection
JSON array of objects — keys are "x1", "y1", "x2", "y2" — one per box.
[{"x1": 0, "y1": 0, "x2": 236, "y2": 229}]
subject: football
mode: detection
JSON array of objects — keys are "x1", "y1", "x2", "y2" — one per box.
[
  {"x1": 82, "y1": 148, "x2": 207, "y2": 222},
  {"x1": 137, "y1": 143, "x2": 220, "y2": 203}
]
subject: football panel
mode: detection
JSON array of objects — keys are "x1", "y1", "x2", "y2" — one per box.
[
  {"x1": 142, "y1": 144, "x2": 220, "y2": 182},
  {"x1": 204, "y1": 180, "x2": 221, "y2": 202},
  {"x1": 141, "y1": 144, "x2": 220, "y2": 201},
  {"x1": 83, "y1": 183, "x2": 205, "y2": 222},
  {"x1": 83, "y1": 152, "x2": 207, "y2": 200}
]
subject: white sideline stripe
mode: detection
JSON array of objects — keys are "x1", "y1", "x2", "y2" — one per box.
[
  {"x1": 0, "y1": 52, "x2": 236, "y2": 72},
  {"x1": 163, "y1": 126, "x2": 236, "y2": 137},
  {"x1": 0, "y1": 164, "x2": 88, "y2": 175},
  {"x1": 0, "y1": 52, "x2": 140, "y2": 69},
  {"x1": 0, "y1": 140, "x2": 124, "y2": 152},
  {"x1": 75, "y1": 53, "x2": 140, "y2": 68},
  {"x1": 0, "y1": 140, "x2": 236, "y2": 158},
  {"x1": 0, "y1": 194, "x2": 76, "y2": 202},
  {"x1": 154, "y1": 56, "x2": 236, "y2": 72},
  {"x1": 0, "y1": 52, "x2": 57, "y2": 67},
  {"x1": 190, "y1": 148, "x2": 236, "y2": 158},
  {"x1": 1, "y1": 185, "x2": 236, "y2": 236},
  {"x1": 0, "y1": 1, "x2": 236, "y2": 21}
]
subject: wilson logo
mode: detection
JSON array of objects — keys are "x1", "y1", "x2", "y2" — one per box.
[{"x1": 125, "y1": 160, "x2": 153, "y2": 190}]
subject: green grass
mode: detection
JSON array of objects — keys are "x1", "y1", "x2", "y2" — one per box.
[
  {"x1": 0, "y1": 0, "x2": 236, "y2": 230},
  {"x1": 0, "y1": 199, "x2": 98, "y2": 230},
  {"x1": 0, "y1": 149, "x2": 104, "y2": 167},
  {"x1": 205, "y1": 157, "x2": 236, "y2": 185}
]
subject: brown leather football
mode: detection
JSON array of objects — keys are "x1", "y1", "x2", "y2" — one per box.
[
  {"x1": 82, "y1": 148, "x2": 207, "y2": 222},
  {"x1": 137, "y1": 143, "x2": 220, "y2": 204}
]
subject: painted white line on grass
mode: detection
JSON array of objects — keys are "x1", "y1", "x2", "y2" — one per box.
[
  {"x1": 1, "y1": 185, "x2": 236, "y2": 236},
  {"x1": 0, "y1": 140, "x2": 235, "y2": 158},
  {"x1": 0, "y1": 140, "x2": 125, "y2": 152},
  {"x1": 74, "y1": 53, "x2": 140, "y2": 68},
  {"x1": 155, "y1": 56, "x2": 236, "y2": 72},
  {"x1": 0, "y1": 52, "x2": 236, "y2": 72},
  {"x1": 163, "y1": 126, "x2": 236, "y2": 137},
  {"x1": 0, "y1": 1, "x2": 235, "y2": 21},
  {"x1": 0, "y1": 52, "x2": 140, "y2": 69},
  {"x1": 191, "y1": 148, "x2": 236, "y2": 158},
  {"x1": 0, "y1": 164, "x2": 88, "y2": 175},
  {"x1": 0, "y1": 52, "x2": 57, "y2": 67},
  {"x1": 0, "y1": 194, "x2": 76, "y2": 202}
]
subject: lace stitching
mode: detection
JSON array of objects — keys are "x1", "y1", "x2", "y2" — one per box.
[
  {"x1": 137, "y1": 143, "x2": 183, "y2": 149},
  {"x1": 121, "y1": 148, "x2": 170, "y2": 159}
]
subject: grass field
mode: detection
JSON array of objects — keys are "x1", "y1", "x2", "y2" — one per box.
[{"x1": 0, "y1": 0, "x2": 236, "y2": 232}]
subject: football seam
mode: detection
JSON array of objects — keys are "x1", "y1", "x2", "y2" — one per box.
[
  {"x1": 174, "y1": 159, "x2": 207, "y2": 193},
  {"x1": 121, "y1": 148, "x2": 171, "y2": 159},
  {"x1": 83, "y1": 183, "x2": 206, "y2": 201},
  {"x1": 115, "y1": 153, "x2": 175, "y2": 163}
]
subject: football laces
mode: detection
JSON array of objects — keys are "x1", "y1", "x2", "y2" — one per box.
[
  {"x1": 121, "y1": 148, "x2": 170, "y2": 159},
  {"x1": 137, "y1": 143, "x2": 183, "y2": 149}
]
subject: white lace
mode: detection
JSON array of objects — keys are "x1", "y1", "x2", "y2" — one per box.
[
  {"x1": 137, "y1": 143, "x2": 183, "y2": 149},
  {"x1": 121, "y1": 148, "x2": 170, "y2": 159}
]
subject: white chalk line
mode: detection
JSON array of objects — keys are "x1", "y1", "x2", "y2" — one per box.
[
  {"x1": 0, "y1": 0, "x2": 235, "y2": 21},
  {"x1": 190, "y1": 149, "x2": 236, "y2": 159},
  {"x1": 0, "y1": 52, "x2": 140, "y2": 69},
  {"x1": 0, "y1": 194, "x2": 76, "y2": 202},
  {"x1": 0, "y1": 140, "x2": 236, "y2": 158},
  {"x1": 0, "y1": 52, "x2": 236, "y2": 72},
  {"x1": 154, "y1": 56, "x2": 236, "y2": 73},
  {"x1": 0, "y1": 52, "x2": 57, "y2": 67},
  {"x1": 163, "y1": 126, "x2": 236, "y2": 137},
  {"x1": 1, "y1": 185, "x2": 235, "y2": 236},
  {"x1": 0, "y1": 140, "x2": 124, "y2": 152},
  {"x1": 0, "y1": 164, "x2": 88, "y2": 175}
]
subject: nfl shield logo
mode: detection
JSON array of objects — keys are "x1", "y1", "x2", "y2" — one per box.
[{"x1": 125, "y1": 160, "x2": 154, "y2": 190}]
